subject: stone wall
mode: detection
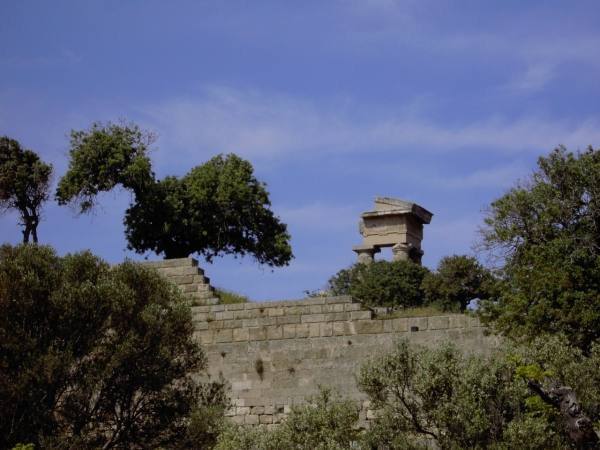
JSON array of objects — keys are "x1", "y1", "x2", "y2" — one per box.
[{"x1": 147, "y1": 258, "x2": 498, "y2": 427}]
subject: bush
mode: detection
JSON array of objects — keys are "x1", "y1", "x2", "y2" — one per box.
[
  {"x1": 358, "y1": 338, "x2": 600, "y2": 449},
  {"x1": 421, "y1": 255, "x2": 498, "y2": 312},
  {"x1": 0, "y1": 244, "x2": 226, "y2": 449},
  {"x1": 215, "y1": 388, "x2": 361, "y2": 450},
  {"x1": 327, "y1": 260, "x2": 429, "y2": 308}
]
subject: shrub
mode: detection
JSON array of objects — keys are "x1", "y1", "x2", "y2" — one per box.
[
  {"x1": 0, "y1": 244, "x2": 226, "y2": 449},
  {"x1": 327, "y1": 260, "x2": 429, "y2": 308},
  {"x1": 421, "y1": 255, "x2": 498, "y2": 312}
]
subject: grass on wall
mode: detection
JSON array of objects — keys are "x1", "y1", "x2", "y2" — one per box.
[{"x1": 215, "y1": 288, "x2": 249, "y2": 304}]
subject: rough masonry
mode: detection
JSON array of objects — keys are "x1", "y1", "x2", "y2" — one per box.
[{"x1": 146, "y1": 258, "x2": 499, "y2": 427}]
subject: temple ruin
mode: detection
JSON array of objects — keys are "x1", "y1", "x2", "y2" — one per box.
[{"x1": 352, "y1": 197, "x2": 433, "y2": 264}]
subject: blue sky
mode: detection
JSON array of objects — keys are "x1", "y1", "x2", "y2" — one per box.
[{"x1": 1, "y1": 0, "x2": 600, "y2": 300}]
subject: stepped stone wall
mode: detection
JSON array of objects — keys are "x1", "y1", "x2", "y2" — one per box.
[
  {"x1": 142, "y1": 258, "x2": 220, "y2": 305},
  {"x1": 147, "y1": 258, "x2": 499, "y2": 427}
]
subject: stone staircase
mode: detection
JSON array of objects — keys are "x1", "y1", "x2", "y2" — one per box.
[{"x1": 142, "y1": 258, "x2": 220, "y2": 306}]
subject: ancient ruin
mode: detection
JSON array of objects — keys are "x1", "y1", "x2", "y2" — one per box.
[{"x1": 353, "y1": 197, "x2": 433, "y2": 264}]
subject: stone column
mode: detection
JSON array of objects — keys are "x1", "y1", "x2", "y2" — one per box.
[
  {"x1": 391, "y1": 243, "x2": 411, "y2": 262},
  {"x1": 352, "y1": 245, "x2": 379, "y2": 264}
]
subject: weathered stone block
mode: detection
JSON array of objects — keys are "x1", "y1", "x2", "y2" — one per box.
[
  {"x1": 276, "y1": 315, "x2": 301, "y2": 325},
  {"x1": 355, "y1": 320, "x2": 383, "y2": 334},
  {"x1": 259, "y1": 414, "x2": 273, "y2": 424},
  {"x1": 296, "y1": 323, "x2": 310, "y2": 338},
  {"x1": 350, "y1": 310, "x2": 372, "y2": 320},
  {"x1": 248, "y1": 327, "x2": 267, "y2": 341},
  {"x1": 449, "y1": 315, "x2": 466, "y2": 328},
  {"x1": 215, "y1": 329, "x2": 233, "y2": 343},
  {"x1": 428, "y1": 316, "x2": 449, "y2": 330},
  {"x1": 233, "y1": 328, "x2": 250, "y2": 342},
  {"x1": 408, "y1": 317, "x2": 428, "y2": 331},
  {"x1": 344, "y1": 303, "x2": 362, "y2": 312},
  {"x1": 283, "y1": 324, "x2": 296, "y2": 339},
  {"x1": 267, "y1": 325, "x2": 283, "y2": 340},
  {"x1": 392, "y1": 318, "x2": 408, "y2": 332},
  {"x1": 309, "y1": 323, "x2": 320, "y2": 337},
  {"x1": 268, "y1": 307, "x2": 284, "y2": 317},
  {"x1": 245, "y1": 415, "x2": 259, "y2": 425},
  {"x1": 320, "y1": 322, "x2": 333, "y2": 337},
  {"x1": 301, "y1": 313, "x2": 326, "y2": 323},
  {"x1": 309, "y1": 305, "x2": 323, "y2": 314}
]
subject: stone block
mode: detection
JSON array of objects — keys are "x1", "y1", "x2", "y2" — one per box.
[
  {"x1": 309, "y1": 323, "x2": 320, "y2": 337},
  {"x1": 267, "y1": 325, "x2": 283, "y2": 340},
  {"x1": 223, "y1": 319, "x2": 243, "y2": 329},
  {"x1": 248, "y1": 327, "x2": 267, "y2": 341},
  {"x1": 170, "y1": 274, "x2": 194, "y2": 285},
  {"x1": 236, "y1": 406, "x2": 250, "y2": 415},
  {"x1": 268, "y1": 307, "x2": 284, "y2": 317},
  {"x1": 355, "y1": 320, "x2": 383, "y2": 334},
  {"x1": 383, "y1": 319, "x2": 393, "y2": 332},
  {"x1": 309, "y1": 305, "x2": 323, "y2": 314},
  {"x1": 301, "y1": 313, "x2": 326, "y2": 323},
  {"x1": 392, "y1": 318, "x2": 408, "y2": 332},
  {"x1": 207, "y1": 320, "x2": 224, "y2": 330},
  {"x1": 276, "y1": 315, "x2": 301, "y2": 325},
  {"x1": 350, "y1": 310, "x2": 372, "y2": 320},
  {"x1": 428, "y1": 316, "x2": 450, "y2": 330},
  {"x1": 344, "y1": 303, "x2": 362, "y2": 311},
  {"x1": 215, "y1": 329, "x2": 233, "y2": 343},
  {"x1": 233, "y1": 328, "x2": 250, "y2": 342},
  {"x1": 333, "y1": 322, "x2": 346, "y2": 336},
  {"x1": 243, "y1": 318, "x2": 259, "y2": 327},
  {"x1": 320, "y1": 322, "x2": 333, "y2": 337},
  {"x1": 231, "y1": 415, "x2": 245, "y2": 425},
  {"x1": 251, "y1": 406, "x2": 264, "y2": 415},
  {"x1": 197, "y1": 330, "x2": 214, "y2": 344},
  {"x1": 296, "y1": 323, "x2": 310, "y2": 338},
  {"x1": 408, "y1": 317, "x2": 428, "y2": 331},
  {"x1": 283, "y1": 324, "x2": 296, "y2": 339},
  {"x1": 259, "y1": 414, "x2": 273, "y2": 424},
  {"x1": 245, "y1": 415, "x2": 259, "y2": 425},
  {"x1": 449, "y1": 315, "x2": 466, "y2": 328}
]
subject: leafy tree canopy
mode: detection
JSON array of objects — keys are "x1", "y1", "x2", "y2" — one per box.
[
  {"x1": 0, "y1": 244, "x2": 226, "y2": 449},
  {"x1": 0, "y1": 136, "x2": 52, "y2": 243},
  {"x1": 327, "y1": 260, "x2": 429, "y2": 308},
  {"x1": 358, "y1": 338, "x2": 600, "y2": 450},
  {"x1": 421, "y1": 255, "x2": 498, "y2": 312},
  {"x1": 480, "y1": 146, "x2": 600, "y2": 351},
  {"x1": 56, "y1": 122, "x2": 292, "y2": 265}
]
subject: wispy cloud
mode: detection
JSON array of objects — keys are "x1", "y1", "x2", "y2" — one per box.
[
  {"x1": 140, "y1": 86, "x2": 600, "y2": 167},
  {"x1": 278, "y1": 202, "x2": 360, "y2": 232}
]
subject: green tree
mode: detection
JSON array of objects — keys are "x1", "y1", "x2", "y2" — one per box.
[
  {"x1": 0, "y1": 244, "x2": 226, "y2": 449},
  {"x1": 480, "y1": 146, "x2": 600, "y2": 351},
  {"x1": 357, "y1": 340, "x2": 577, "y2": 450},
  {"x1": 56, "y1": 122, "x2": 292, "y2": 265},
  {"x1": 0, "y1": 136, "x2": 52, "y2": 243},
  {"x1": 327, "y1": 260, "x2": 429, "y2": 308},
  {"x1": 421, "y1": 255, "x2": 498, "y2": 312}
]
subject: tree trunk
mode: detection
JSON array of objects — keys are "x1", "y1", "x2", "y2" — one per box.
[{"x1": 528, "y1": 380, "x2": 599, "y2": 449}]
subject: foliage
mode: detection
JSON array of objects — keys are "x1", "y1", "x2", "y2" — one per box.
[
  {"x1": 124, "y1": 154, "x2": 292, "y2": 263},
  {"x1": 480, "y1": 146, "x2": 600, "y2": 351},
  {"x1": 214, "y1": 388, "x2": 361, "y2": 450},
  {"x1": 357, "y1": 340, "x2": 573, "y2": 450},
  {"x1": 421, "y1": 255, "x2": 498, "y2": 312},
  {"x1": 327, "y1": 260, "x2": 429, "y2": 308},
  {"x1": 0, "y1": 244, "x2": 226, "y2": 450},
  {"x1": 56, "y1": 122, "x2": 292, "y2": 266},
  {"x1": 55, "y1": 122, "x2": 155, "y2": 211},
  {"x1": 216, "y1": 287, "x2": 249, "y2": 304},
  {"x1": 0, "y1": 136, "x2": 52, "y2": 243}
]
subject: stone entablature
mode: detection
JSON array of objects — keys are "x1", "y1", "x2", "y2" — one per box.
[{"x1": 353, "y1": 197, "x2": 433, "y2": 264}]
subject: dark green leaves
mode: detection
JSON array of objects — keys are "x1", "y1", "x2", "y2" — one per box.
[{"x1": 0, "y1": 136, "x2": 52, "y2": 243}]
